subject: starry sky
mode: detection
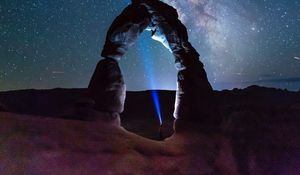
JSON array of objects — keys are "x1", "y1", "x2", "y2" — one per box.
[{"x1": 1, "y1": 0, "x2": 300, "y2": 92}]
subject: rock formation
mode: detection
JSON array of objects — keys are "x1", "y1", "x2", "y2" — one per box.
[
  {"x1": 1, "y1": 0, "x2": 299, "y2": 173},
  {"x1": 88, "y1": 58, "x2": 126, "y2": 114},
  {"x1": 1, "y1": 86, "x2": 300, "y2": 174},
  {"x1": 1, "y1": 106, "x2": 300, "y2": 175},
  {"x1": 87, "y1": 0, "x2": 217, "y2": 132},
  {"x1": 0, "y1": 112, "x2": 224, "y2": 175}
]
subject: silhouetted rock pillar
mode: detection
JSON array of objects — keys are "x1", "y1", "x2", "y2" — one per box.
[
  {"x1": 88, "y1": 58, "x2": 126, "y2": 113},
  {"x1": 88, "y1": 4, "x2": 150, "y2": 114},
  {"x1": 173, "y1": 58, "x2": 213, "y2": 119},
  {"x1": 174, "y1": 51, "x2": 224, "y2": 133},
  {"x1": 173, "y1": 55, "x2": 218, "y2": 133}
]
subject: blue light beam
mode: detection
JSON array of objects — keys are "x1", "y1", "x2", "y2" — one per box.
[
  {"x1": 137, "y1": 31, "x2": 163, "y2": 126},
  {"x1": 120, "y1": 0, "x2": 163, "y2": 125},
  {"x1": 151, "y1": 90, "x2": 163, "y2": 125}
]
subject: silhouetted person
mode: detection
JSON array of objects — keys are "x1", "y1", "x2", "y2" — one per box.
[{"x1": 88, "y1": 0, "x2": 218, "y2": 132}]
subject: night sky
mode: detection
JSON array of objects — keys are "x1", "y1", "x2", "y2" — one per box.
[{"x1": 1, "y1": 0, "x2": 300, "y2": 92}]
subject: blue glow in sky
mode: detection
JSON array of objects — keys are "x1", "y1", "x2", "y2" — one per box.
[{"x1": 137, "y1": 31, "x2": 163, "y2": 125}]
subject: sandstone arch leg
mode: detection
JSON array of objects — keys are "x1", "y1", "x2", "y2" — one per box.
[
  {"x1": 173, "y1": 57, "x2": 220, "y2": 133},
  {"x1": 87, "y1": 1, "x2": 220, "y2": 131},
  {"x1": 138, "y1": 1, "x2": 220, "y2": 132},
  {"x1": 87, "y1": 4, "x2": 150, "y2": 116},
  {"x1": 88, "y1": 58, "x2": 126, "y2": 113}
]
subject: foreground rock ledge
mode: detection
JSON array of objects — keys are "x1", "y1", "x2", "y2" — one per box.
[
  {"x1": 1, "y1": 112, "x2": 299, "y2": 175},
  {"x1": 0, "y1": 112, "x2": 237, "y2": 175}
]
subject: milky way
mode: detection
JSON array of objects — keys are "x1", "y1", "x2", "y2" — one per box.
[
  {"x1": 163, "y1": 0, "x2": 300, "y2": 90},
  {"x1": 0, "y1": 0, "x2": 300, "y2": 91}
]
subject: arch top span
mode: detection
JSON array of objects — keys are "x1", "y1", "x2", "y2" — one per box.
[
  {"x1": 101, "y1": 0, "x2": 200, "y2": 71},
  {"x1": 87, "y1": 0, "x2": 220, "y2": 133}
]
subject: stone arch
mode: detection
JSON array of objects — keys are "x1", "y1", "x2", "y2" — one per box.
[{"x1": 87, "y1": 1, "x2": 218, "y2": 131}]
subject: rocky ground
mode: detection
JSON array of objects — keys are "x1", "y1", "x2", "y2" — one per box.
[
  {"x1": 0, "y1": 112, "x2": 237, "y2": 175},
  {"x1": 0, "y1": 86, "x2": 300, "y2": 174}
]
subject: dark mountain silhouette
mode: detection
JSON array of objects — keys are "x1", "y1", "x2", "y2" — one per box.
[
  {"x1": 0, "y1": 88, "x2": 175, "y2": 138},
  {"x1": 0, "y1": 86, "x2": 299, "y2": 139}
]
